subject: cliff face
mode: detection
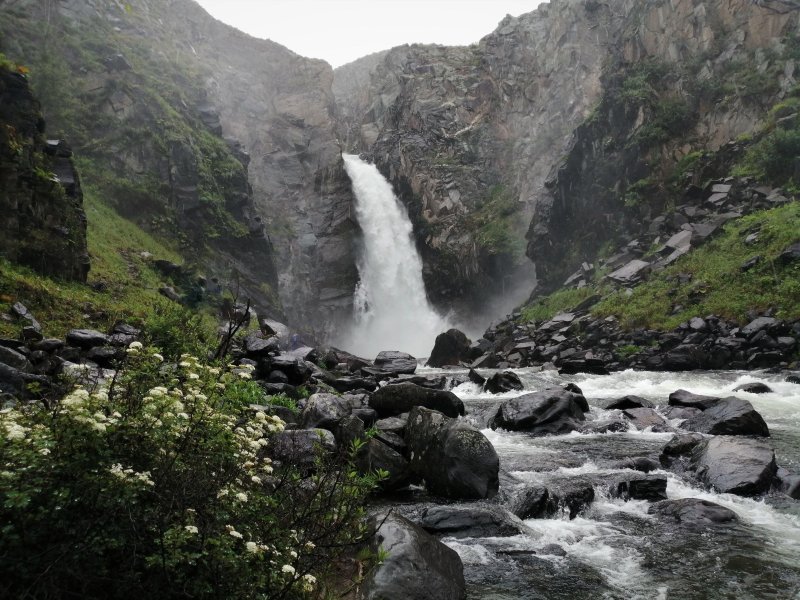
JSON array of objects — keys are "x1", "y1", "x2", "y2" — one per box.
[
  {"x1": 0, "y1": 0, "x2": 359, "y2": 332},
  {"x1": 0, "y1": 65, "x2": 89, "y2": 282},
  {"x1": 334, "y1": 0, "x2": 800, "y2": 302}
]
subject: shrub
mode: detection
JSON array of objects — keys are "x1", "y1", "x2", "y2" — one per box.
[{"x1": 0, "y1": 345, "x2": 380, "y2": 599}]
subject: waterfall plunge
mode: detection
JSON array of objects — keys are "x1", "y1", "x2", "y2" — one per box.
[{"x1": 339, "y1": 154, "x2": 451, "y2": 358}]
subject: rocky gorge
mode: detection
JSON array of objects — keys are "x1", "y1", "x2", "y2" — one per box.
[{"x1": 1, "y1": 0, "x2": 800, "y2": 598}]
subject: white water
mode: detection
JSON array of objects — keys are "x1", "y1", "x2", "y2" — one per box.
[
  {"x1": 338, "y1": 154, "x2": 451, "y2": 358},
  {"x1": 433, "y1": 367, "x2": 800, "y2": 598}
]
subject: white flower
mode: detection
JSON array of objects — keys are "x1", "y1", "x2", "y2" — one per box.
[
  {"x1": 237, "y1": 371, "x2": 252, "y2": 380},
  {"x1": 245, "y1": 541, "x2": 259, "y2": 554},
  {"x1": 236, "y1": 492, "x2": 248, "y2": 503},
  {"x1": 39, "y1": 448, "x2": 51, "y2": 455},
  {"x1": 281, "y1": 564, "x2": 295, "y2": 575},
  {"x1": 128, "y1": 341, "x2": 143, "y2": 350},
  {"x1": 251, "y1": 475, "x2": 262, "y2": 484},
  {"x1": 5, "y1": 423, "x2": 27, "y2": 441},
  {"x1": 151, "y1": 353, "x2": 164, "y2": 362},
  {"x1": 185, "y1": 525, "x2": 198, "y2": 534},
  {"x1": 187, "y1": 373, "x2": 200, "y2": 380},
  {"x1": 304, "y1": 541, "x2": 315, "y2": 550},
  {"x1": 177, "y1": 412, "x2": 189, "y2": 420},
  {"x1": 91, "y1": 421, "x2": 107, "y2": 433},
  {"x1": 229, "y1": 529, "x2": 243, "y2": 539},
  {"x1": 289, "y1": 550, "x2": 298, "y2": 558}
]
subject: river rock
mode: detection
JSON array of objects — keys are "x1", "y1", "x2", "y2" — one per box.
[
  {"x1": 300, "y1": 393, "x2": 356, "y2": 430},
  {"x1": 359, "y1": 513, "x2": 465, "y2": 600},
  {"x1": 356, "y1": 438, "x2": 411, "y2": 491},
  {"x1": 375, "y1": 415, "x2": 408, "y2": 436},
  {"x1": 605, "y1": 395, "x2": 654, "y2": 410},
  {"x1": 484, "y1": 370, "x2": 523, "y2": 394},
  {"x1": 369, "y1": 382, "x2": 464, "y2": 418},
  {"x1": 691, "y1": 436, "x2": 777, "y2": 495},
  {"x1": 427, "y1": 329, "x2": 471, "y2": 367},
  {"x1": 499, "y1": 485, "x2": 553, "y2": 519},
  {"x1": 732, "y1": 382, "x2": 773, "y2": 394},
  {"x1": 389, "y1": 374, "x2": 448, "y2": 389},
  {"x1": 419, "y1": 504, "x2": 525, "y2": 538},
  {"x1": 622, "y1": 407, "x2": 668, "y2": 430},
  {"x1": 683, "y1": 397, "x2": 769, "y2": 437},
  {"x1": 468, "y1": 368, "x2": 486, "y2": 385},
  {"x1": 373, "y1": 350, "x2": 417, "y2": 375},
  {"x1": 649, "y1": 498, "x2": 739, "y2": 525},
  {"x1": 492, "y1": 388, "x2": 587, "y2": 434},
  {"x1": 612, "y1": 474, "x2": 667, "y2": 501},
  {"x1": 271, "y1": 429, "x2": 337, "y2": 468},
  {"x1": 406, "y1": 406, "x2": 499, "y2": 499},
  {"x1": 668, "y1": 389, "x2": 721, "y2": 410}
]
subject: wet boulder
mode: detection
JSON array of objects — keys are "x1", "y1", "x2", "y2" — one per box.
[
  {"x1": 358, "y1": 513, "x2": 465, "y2": 600},
  {"x1": 605, "y1": 395, "x2": 654, "y2": 410},
  {"x1": 373, "y1": 350, "x2": 417, "y2": 375},
  {"x1": 683, "y1": 397, "x2": 769, "y2": 437},
  {"x1": 498, "y1": 484, "x2": 554, "y2": 519},
  {"x1": 668, "y1": 389, "x2": 721, "y2": 410},
  {"x1": 611, "y1": 474, "x2": 667, "y2": 501},
  {"x1": 484, "y1": 370, "x2": 523, "y2": 394},
  {"x1": 419, "y1": 504, "x2": 525, "y2": 539},
  {"x1": 732, "y1": 382, "x2": 773, "y2": 394},
  {"x1": 427, "y1": 329, "x2": 471, "y2": 368},
  {"x1": 406, "y1": 406, "x2": 499, "y2": 499},
  {"x1": 271, "y1": 429, "x2": 337, "y2": 468},
  {"x1": 492, "y1": 388, "x2": 587, "y2": 434},
  {"x1": 300, "y1": 393, "x2": 356, "y2": 430},
  {"x1": 649, "y1": 499, "x2": 738, "y2": 525},
  {"x1": 369, "y1": 382, "x2": 464, "y2": 419},
  {"x1": 622, "y1": 407, "x2": 668, "y2": 431},
  {"x1": 691, "y1": 436, "x2": 777, "y2": 496},
  {"x1": 355, "y1": 438, "x2": 411, "y2": 491}
]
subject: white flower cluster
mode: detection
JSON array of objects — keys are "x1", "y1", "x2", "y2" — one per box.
[{"x1": 109, "y1": 463, "x2": 155, "y2": 487}]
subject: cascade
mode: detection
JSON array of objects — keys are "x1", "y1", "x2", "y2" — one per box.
[{"x1": 339, "y1": 154, "x2": 451, "y2": 358}]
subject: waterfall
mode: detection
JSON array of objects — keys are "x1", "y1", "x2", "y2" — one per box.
[{"x1": 339, "y1": 154, "x2": 451, "y2": 358}]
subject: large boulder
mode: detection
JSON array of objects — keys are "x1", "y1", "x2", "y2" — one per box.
[
  {"x1": 271, "y1": 429, "x2": 337, "y2": 468},
  {"x1": 369, "y1": 383, "x2": 464, "y2": 418},
  {"x1": 419, "y1": 505, "x2": 525, "y2": 539},
  {"x1": 300, "y1": 393, "x2": 356, "y2": 430},
  {"x1": 691, "y1": 436, "x2": 777, "y2": 496},
  {"x1": 427, "y1": 329, "x2": 471, "y2": 368},
  {"x1": 406, "y1": 406, "x2": 499, "y2": 499},
  {"x1": 605, "y1": 395, "x2": 654, "y2": 410},
  {"x1": 355, "y1": 439, "x2": 411, "y2": 491},
  {"x1": 373, "y1": 351, "x2": 417, "y2": 375},
  {"x1": 65, "y1": 329, "x2": 109, "y2": 349},
  {"x1": 358, "y1": 513, "x2": 465, "y2": 600},
  {"x1": 491, "y1": 388, "x2": 587, "y2": 434},
  {"x1": 648, "y1": 498, "x2": 738, "y2": 525},
  {"x1": 683, "y1": 397, "x2": 769, "y2": 437},
  {"x1": 269, "y1": 353, "x2": 313, "y2": 385},
  {"x1": 732, "y1": 382, "x2": 773, "y2": 394},
  {"x1": 668, "y1": 389, "x2": 721, "y2": 410},
  {"x1": 483, "y1": 370, "x2": 523, "y2": 394}
]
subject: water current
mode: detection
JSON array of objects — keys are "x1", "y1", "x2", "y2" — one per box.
[{"x1": 419, "y1": 367, "x2": 800, "y2": 599}]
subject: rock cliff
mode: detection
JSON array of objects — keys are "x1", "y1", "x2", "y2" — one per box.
[
  {"x1": 0, "y1": 64, "x2": 89, "y2": 282},
  {"x1": 334, "y1": 0, "x2": 800, "y2": 304}
]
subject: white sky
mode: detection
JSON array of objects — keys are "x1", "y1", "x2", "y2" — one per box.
[{"x1": 194, "y1": 0, "x2": 544, "y2": 67}]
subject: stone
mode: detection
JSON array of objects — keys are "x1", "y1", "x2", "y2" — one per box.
[
  {"x1": 776, "y1": 241, "x2": 800, "y2": 266},
  {"x1": 34, "y1": 338, "x2": 64, "y2": 353},
  {"x1": 732, "y1": 382, "x2": 773, "y2": 394},
  {"x1": 622, "y1": 407, "x2": 667, "y2": 430},
  {"x1": 427, "y1": 329, "x2": 471, "y2": 367},
  {"x1": 419, "y1": 505, "x2": 525, "y2": 538},
  {"x1": 468, "y1": 368, "x2": 486, "y2": 386},
  {"x1": 740, "y1": 256, "x2": 762, "y2": 272},
  {"x1": 65, "y1": 329, "x2": 109, "y2": 349},
  {"x1": 270, "y1": 353, "x2": 312, "y2": 385},
  {"x1": 85, "y1": 346, "x2": 122, "y2": 368},
  {"x1": 660, "y1": 433, "x2": 705, "y2": 461},
  {"x1": 271, "y1": 429, "x2": 337, "y2": 468},
  {"x1": 356, "y1": 438, "x2": 411, "y2": 491},
  {"x1": 612, "y1": 474, "x2": 667, "y2": 501},
  {"x1": 608, "y1": 259, "x2": 650, "y2": 284},
  {"x1": 683, "y1": 397, "x2": 769, "y2": 437},
  {"x1": 300, "y1": 393, "x2": 355, "y2": 430},
  {"x1": 500, "y1": 485, "x2": 553, "y2": 519},
  {"x1": 11, "y1": 302, "x2": 41, "y2": 331},
  {"x1": 649, "y1": 499, "x2": 738, "y2": 525},
  {"x1": 741, "y1": 317, "x2": 777, "y2": 338},
  {"x1": 370, "y1": 383, "x2": 464, "y2": 418},
  {"x1": 243, "y1": 332, "x2": 280, "y2": 357},
  {"x1": 558, "y1": 358, "x2": 609, "y2": 375},
  {"x1": 405, "y1": 406, "x2": 499, "y2": 499},
  {"x1": 373, "y1": 351, "x2": 417, "y2": 375},
  {"x1": 668, "y1": 389, "x2": 721, "y2": 410},
  {"x1": 375, "y1": 415, "x2": 408, "y2": 436},
  {"x1": 0, "y1": 346, "x2": 30, "y2": 371},
  {"x1": 328, "y1": 375, "x2": 378, "y2": 393},
  {"x1": 605, "y1": 395, "x2": 654, "y2": 410},
  {"x1": 359, "y1": 513, "x2": 465, "y2": 600},
  {"x1": 483, "y1": 370, "x2": 523, "y2": 394},
  {"x1": 492, "y1": 388, "x2": 587, "y2": 434},
  {"x1": 691, "y1": 436, "x2": 777, "y2": 496}
]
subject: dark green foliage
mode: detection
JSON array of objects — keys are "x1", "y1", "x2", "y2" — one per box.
[{"x1": 470, "y1": 185, "x2": 526, "y2": 260}]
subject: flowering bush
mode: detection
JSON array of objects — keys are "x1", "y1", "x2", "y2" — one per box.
[{"x1": 0, "y1": 344, "x2": 380, "y2": 599}]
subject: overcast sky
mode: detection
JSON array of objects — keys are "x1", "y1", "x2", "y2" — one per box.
[{"x1": 194, "y1": 0, "x2": 544, "y2": 67}]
